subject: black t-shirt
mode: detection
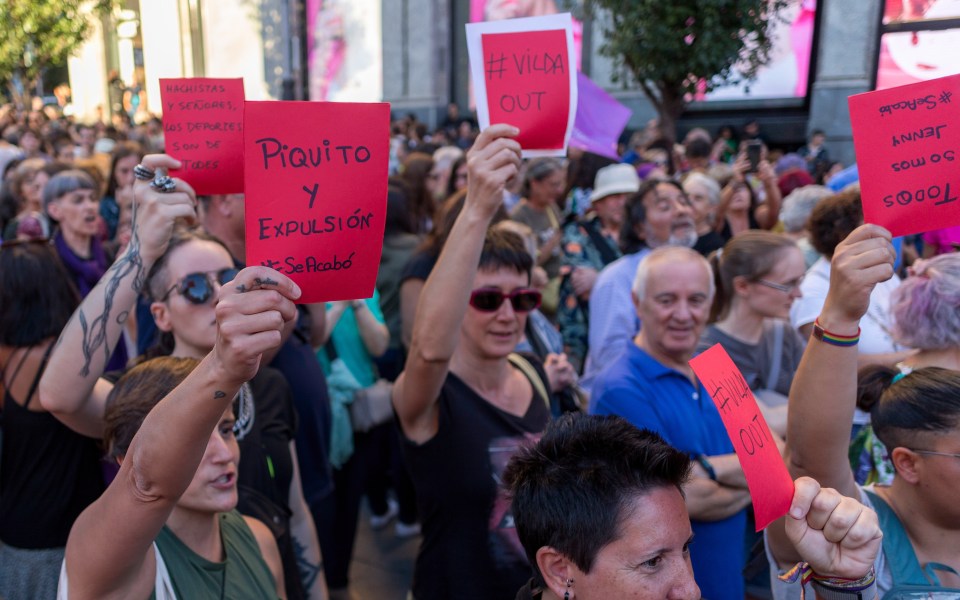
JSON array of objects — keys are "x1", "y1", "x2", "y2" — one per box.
[
  {"x1": 399, "y1": 250, "x2": 437, "y2": 285},
  {"x1": 401, "y1": 371, "x2": 549, "y2": 600},
  {"x1": 694, "y1": 231, "x2": 725, "y2": 257}
]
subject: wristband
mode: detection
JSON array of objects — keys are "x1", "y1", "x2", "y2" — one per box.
[
  {"x1": 694, "y1": 454, "x2": 717, "y2": 481},
  {"x1": 812, "y1": 317, "x2": 860, "y2": 347},
  {"x1": 779, "y1": 563, "x2": 878, "y2": 600}
]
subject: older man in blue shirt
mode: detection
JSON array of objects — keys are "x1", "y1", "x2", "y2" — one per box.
[{"x1": 591, "y1": 246, "x2": 751, "y2": 600}]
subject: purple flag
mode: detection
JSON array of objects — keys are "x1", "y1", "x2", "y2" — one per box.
[{"x1": 570, "y1": 72, "x2": 632, "y2": 160}]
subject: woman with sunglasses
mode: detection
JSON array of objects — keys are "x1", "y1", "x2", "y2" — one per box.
[
  {"x1": 393, "y1": 124, "x2": 551, "y2": 600},
  {"x1": 57, "y1": 267, "x2": 300, "y2": 599},
  {"x1": 40, "y1": 155, "x2": 324, "y2": 599},
  {"x1": 697, "y1": 231, "x2": 807, "y2": 436},
  {"x1": 0, "y1": 239, "x2": 105, "y2": 599},
  {"x1": 767, "y1": 224, "x2": 960, "y2": 598}
]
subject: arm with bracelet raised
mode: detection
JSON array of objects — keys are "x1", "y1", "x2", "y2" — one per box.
[{"x1": 767, "y1": 224, "x2": 895, "y2": 567}]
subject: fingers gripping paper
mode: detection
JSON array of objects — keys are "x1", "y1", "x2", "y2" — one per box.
[{"x1": 689, "y1": 344, "x2": 794, "y2": 531}]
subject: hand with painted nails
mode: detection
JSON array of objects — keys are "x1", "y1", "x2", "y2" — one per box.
[
  {"x1": 785, "y1": 476, "x2": 882, "y2": 579},
  {"x1": 213, "y1": 266, "x2": 301, "y2": 385}
]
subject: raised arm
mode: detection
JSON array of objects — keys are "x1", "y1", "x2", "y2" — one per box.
[
  {"x1": 40, "y1": 155, "x2": 196, "y2": 438},
  {"x1": 393, "y1": 125, "x2": 521, "y2": 443},
  {"x1": 768, "y1": 224, "x2": 894, "y2": 564},
  {"x1": 755, "y1": 159, "x2": 782, "y2": 230},
  {"x1": 63, "y1": 267, "x2": 300, "y2": 599}
]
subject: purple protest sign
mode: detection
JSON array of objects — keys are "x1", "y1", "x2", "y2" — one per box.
[{"x1": 570, "y1": 72, "x2": 632, "y2": 160}]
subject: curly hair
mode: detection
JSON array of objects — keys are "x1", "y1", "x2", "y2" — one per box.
[{"x1": 807, "y1": 189, "x2": 863, "y2": 259}]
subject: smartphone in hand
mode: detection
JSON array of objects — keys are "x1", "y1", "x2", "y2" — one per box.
[{"x1": 745, "y1": 141, "x2": 763, "y2": 173}]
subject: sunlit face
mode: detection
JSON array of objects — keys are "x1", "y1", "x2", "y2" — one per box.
[
  {"x1": 529, "y1": 169, "x2": 565, "y2": 207},
  {"x1": 461, "y1": 268, "x2": 531, "y2": 359},
  {"x1": 641, "y1": 183, "x2": 697, "y2": 249},
  {"x1": 153, "y1": 240, "x2": 234, "y2": 358},
  {"x1": 113, "y1": 154, "x2": 139, "y2": 190},
  {"x1": 176, "y1": 406, "x2": 240, "y2": 515},
  {"x1": 683, "y1": 181, "x2": 714, "y2": 230},
  {"x1": 635, "y1": 258, "x2": 712, "y2": 363},
  {"x1": 742, "y1": 246, "x2": 805, "y2": 320},
  {"x1": 568, "y1": 487, "x2": 699, "y2": 600},
  {"x1": 48, "y1": 188, "x2": 100, "y2": 238}
]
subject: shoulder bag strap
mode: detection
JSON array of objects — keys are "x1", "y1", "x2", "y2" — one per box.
[{"x1": 508, "y1": 353, "x2": 551, "y2": 412}]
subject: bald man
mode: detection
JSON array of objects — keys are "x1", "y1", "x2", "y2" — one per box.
[{"x1": 590, "y1": 246, "x2": 751, "y2": 600}]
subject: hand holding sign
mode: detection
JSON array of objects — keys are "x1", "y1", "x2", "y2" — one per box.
[
  {"x1": 689, "y1": 345, "x2": 794, "y2": 530},
  {"x1": 467, "y1": 14, "x2": 577, "y2": 157},
  {"x1": 160, "y1": 78, "x2": 245, "y2": 194},
  {"x1": 849, "y1": 73, "x2": 960, "y2": 237}
]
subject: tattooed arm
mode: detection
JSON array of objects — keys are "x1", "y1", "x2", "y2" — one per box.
[
  {"x1": 62, "y1": 267, "x2": 301, "y2": 600},
  {"x1": 40, "y1": 155, "x2": 197, "y2": 438},
  {"x1": 288, "y1": 441, "x2": 328, "y2": 599}
]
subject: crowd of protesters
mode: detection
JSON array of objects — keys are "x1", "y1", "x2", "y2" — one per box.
[{"x1": 0, "y1": 94, "x2": 958, "y2": 600}]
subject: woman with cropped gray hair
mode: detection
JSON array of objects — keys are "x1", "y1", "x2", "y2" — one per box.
[
  {"x1": 779, "y1": 184, "x2": 831, "y2": 267},
  {"x1": 44, "y1": 169, "x2": 129, "y2": 370},
  {"x1": 682, "y1": 171, "x2": 724, "y2": 256}
]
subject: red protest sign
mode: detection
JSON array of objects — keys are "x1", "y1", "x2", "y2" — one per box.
[
  {"x1": 160, "y1": 78, "x2": 245, "y2": 195},
  {"x1": 689, "y1": 344, "x2": 794, "y2": 531},
  {"x1": 243, "y1": 101, "x2": 390, "y2": 303},
  {"x1": 849, "y1": 74, "x2": 960, "y2": 238},
  {"x1": 481, "y1": 29, "x2": 571, "y2": 151}
]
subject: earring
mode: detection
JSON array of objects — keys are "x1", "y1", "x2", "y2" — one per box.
[{"x1": 564, "y1": 578, "x2": 573, "y2": 600}]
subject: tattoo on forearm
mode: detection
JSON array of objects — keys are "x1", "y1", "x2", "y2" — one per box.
[
  {"x1": 75, "y1": 219, "x2": 146, "y2": 376},
  {"x1": 292, "y1": 536, "x2": 322, "y2": 592}
]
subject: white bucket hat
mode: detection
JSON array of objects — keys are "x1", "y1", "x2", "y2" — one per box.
[{"x1": 590, "y1": 164, "x2": 640, "y2": 203}]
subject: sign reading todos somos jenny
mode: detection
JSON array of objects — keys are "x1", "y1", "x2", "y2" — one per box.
[
  {"x1": 244, "y1": 101, "x2": 390, "y2": 303},
  {"x1": 849, "y1": 73, "x2": 960, "y2": 238}
]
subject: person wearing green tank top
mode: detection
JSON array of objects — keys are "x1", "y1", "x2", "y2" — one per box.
[{"x1": 56, "y1": 169, "x2": 298, "y2": 600}]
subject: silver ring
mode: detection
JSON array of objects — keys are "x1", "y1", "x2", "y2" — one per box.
[
  {"x1": 133, "y1": 164, "x2": 155, "y2": 181},
  {"x1": 150, "y1": 175, "x2": 177, "y2": 193}
]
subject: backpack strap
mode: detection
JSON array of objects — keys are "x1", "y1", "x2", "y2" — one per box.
[{"x1": 508, "y1": 353, "x2": 551, "y2": 413}]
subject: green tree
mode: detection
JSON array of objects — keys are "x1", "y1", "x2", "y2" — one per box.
[
  {"x1": 0, "y1": 0, "x2": 120, "y2": 108},
  {"x1": 585, "y1": 0, "x2": 793, "y2": 146}
]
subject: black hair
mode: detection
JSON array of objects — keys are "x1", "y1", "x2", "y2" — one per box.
[
  {"x1": 857, "y1": 365, "x2": 960, "y2": 452},
  {"x1": 0, "y1": 241, "x2": 80, "y2": 346},
  {"x1": 620, "y1": 178, "x2": 684, "y2": 254},
  {"x1": 385, "y1": 178, "x2": 417, "y2": 237},
  {"x1": 503, "y1": 414, "x2": 691, "y2": 585},
  {"x1": 478, "y1": 227, "x2": 533, "y2": 278},
  {"x1": 685, "y1": 137, "x2": 712, "y2": 160}
]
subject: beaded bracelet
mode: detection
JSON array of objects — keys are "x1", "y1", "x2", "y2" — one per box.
[{"x1": 812, "y1": 317, "x2": 860, "y2": 347}]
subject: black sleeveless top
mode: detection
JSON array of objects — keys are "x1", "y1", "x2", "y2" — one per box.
[
  {"x1": 0, "y1": 345, "x2": 105, "y2": 549},
  {"x1": 402, "y1": 370, "x2": 550, "y2": 600}
]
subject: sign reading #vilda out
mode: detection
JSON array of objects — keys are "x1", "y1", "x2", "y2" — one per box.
[{"x1": 243, "y1": 101, "x2": 390, "y2": 304}]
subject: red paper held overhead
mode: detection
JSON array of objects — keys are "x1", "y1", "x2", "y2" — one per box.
[
  {"x1": 243, "y1": 101, "x2": 390, "y2": 304},
  {"x1": 849, "y1": 73, "x2": 960, "y2": 238},
  {"x1": 160, "y1": 78, "x2": 245, "y2": 195},
  {"x1": 481, "y1": 29, "x2": 570, "y2": 151},
  {"x1": 689, "y1": 344, "x2": 794, "y2": 531}
]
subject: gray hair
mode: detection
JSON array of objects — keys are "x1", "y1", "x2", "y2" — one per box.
[
  {"x1": 779, "y1": 185, "x2": 832, "y2": 233},
  {"x1": 891, "y1": 253, "x2": 960, "y2": 350},
  {"x1": 42, "y1": 169, "x2": 98, "y2": 210},
  {"x1": 632, "y1": 246, "x2": 715, "y2": 302},
  {"x1": 682, "y1": 172, "x2": 721, "y2": 206}
]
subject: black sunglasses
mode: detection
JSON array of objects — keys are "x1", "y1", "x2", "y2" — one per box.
[
  {"x1": 468, "y1": 287, "x2": 541, "y2": 313},
  {"x1": 160, "y1": 268, "x2": 240, "y2": 305}
]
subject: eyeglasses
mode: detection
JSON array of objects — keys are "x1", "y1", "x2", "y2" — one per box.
[
  {"x1": 160, "y1": 268, "x2": 239, "y2": 305},
  {"x1": 756, "y1": 277, "x2": 804, "y2": 293},
  {"x1": 908, "y1": 449, "x2": 960, "y2": 460},
  {"x1": 468, "y1": 287, "x2": 541, "y2": 313}
]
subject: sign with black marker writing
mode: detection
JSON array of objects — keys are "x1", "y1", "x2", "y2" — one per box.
[
  {"x1": 160, "y1": 78, "x2": 245, "y2": 194},
  {"x1": 689, "y1": 344, "x2": 794, "y2": 531},
  {"x1": 243, "y1": 101, "x2": 390, "y2": 303},
  {"x1": 849, "y1": 73, "x2": 960, "y2": 237},
  {"x1": 466, "y1": 13, "x2": 577, "y2": 158}
]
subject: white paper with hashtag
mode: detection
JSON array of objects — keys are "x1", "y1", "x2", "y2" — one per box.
[{"x1": 466, "y1": 13, "x2": 578, "y2": 158}]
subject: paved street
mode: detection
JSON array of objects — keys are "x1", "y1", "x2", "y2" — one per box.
[{"x1": 348, "y1": 502, "x2": 418, "y2": 599}]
